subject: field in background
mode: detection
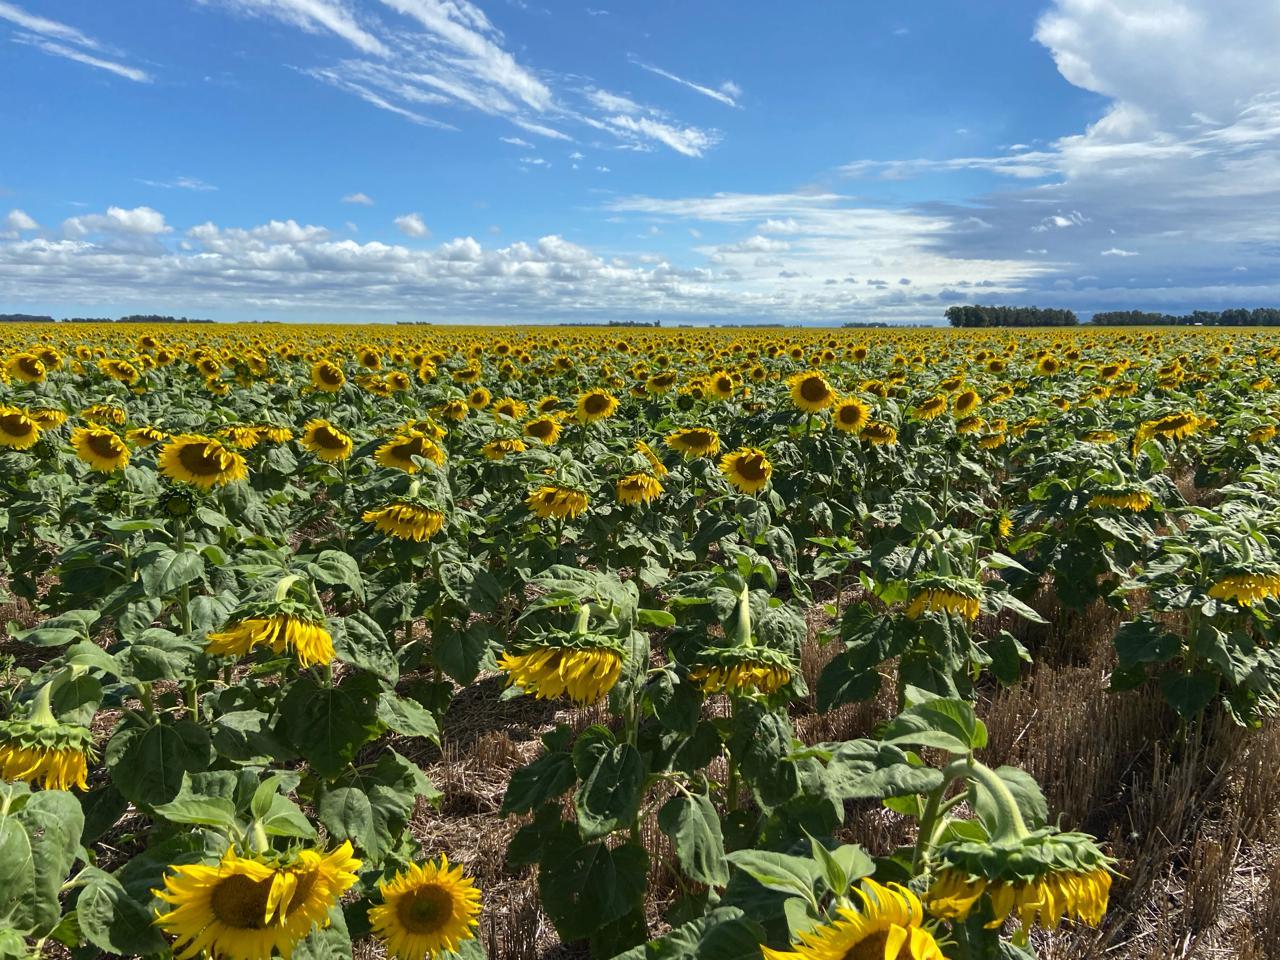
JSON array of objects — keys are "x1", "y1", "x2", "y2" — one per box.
[{"x1": 1, "y1": 322, "x2": 1279, "y2": 959}]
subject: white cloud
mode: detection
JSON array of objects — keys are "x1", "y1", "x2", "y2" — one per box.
[
  {"x1": 0, "y1": 1, "x2": 102, "y2": 49},
  {"x1": 586, "y1": 88, "x2": 645, "y2": 115},
  {"x1": 139, "y1": 176, "x2": 218, "y2": 191},
  {"x1": 394, "y1": 212, "x2": 430, "y2": 237},
  {"x1": 1100, "y1": 247, "x2": 1138, "y2": 257},
  {"x1": 602, "y1": 114, "x2": 717, "y2": 158},
  {"x1": 630, "y1": 58, "x2": 740, "y2": 107},
  {"x1": 201, "y1": 0, "x2": 389, "y2": 56},
  {"x1": 342, "y1": 192, "x2": 375, "y2": 205},
  {"x1": 500, "y1": 136, "x2": 533, "y2": 147},
  {"x1": 10, "y1": 35, "x2": 151, "y2": 82},
  {"x1": 1030, "y1": 210, "x2": 1088, "y2": 232},
  {"x1": 5, "y1": 209, "x2": 38, "y2": 232},
  {"x1": 64, "y1": 206, "x2": 170, "y2": 236}
]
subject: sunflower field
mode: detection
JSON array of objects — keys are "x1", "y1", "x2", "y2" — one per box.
[{"x1": 1, "y1": 322, "x2": 1279, "y2": 960}]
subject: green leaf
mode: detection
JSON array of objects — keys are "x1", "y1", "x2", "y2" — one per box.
[
  {"x1": 153, "y1": 789, "x2": 238, "y2": 831},
  {"x1": 281, "y1": 673, "x2": 382, "y2": 777},
  {"x1": 1160, "y1": 670, "x2": 1220, "y2": 720},
  {"x1": 257, "y1": 792, "x2": 318, "y2": 839},
  {"x1": 502, "y1": 747, "x2": 576, "y2": 817},
  {"x1": 331, "y1": 613, "x2": 398, "y2": 684},
  {"x1": 376, "y1": 692, "x2": 441, "y2": 744},
  {"x1": 658, "y1": 789, "x2": 729, "y2": 887},
  {"x1": 308, "y1": 550, "x2": 366, "y2": 602},
  {"x1": 879, "y1": 698, "x2": 986, "y2": 754},
  {"x1": 115, "y1": 628, "x2": 202, "y2": 681},
  {"x1": 75, "y1": 867, "x2": 168, "y2": 956},
  {"x1": 539, "y1": 836, "x2": 648, "y2": 942},
  {"x1": 970, "y1": 767, "x2": 1048, "y2": 833},
  {"x1": 137, "y1": 545, "x2": 205, "y2": 596},
  {"x1": 573, "y1": 727, "x2": 645, "y2": 840},
  {"x1": 433, "y1": 623, "x2": 494, "y2": 685},
  {"x1": 609, "y1": 908, "x2": 764, "y2": 960},
  {"x1": 0, "y1": 786, "x2": 84, "y2": 936},
  {"x1": 8, "y1": 609, "x2": 99, "y2": 647},
  {"x1": 104, "y1": 719, "x2": 214, "y2": 808},
  {"x1": 725, "y1": 850, "x2": 818, "y2": 903}
]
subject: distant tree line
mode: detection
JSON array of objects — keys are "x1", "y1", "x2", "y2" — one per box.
[
  {"x1": 945, "y1": 305, "x2": 1079, "y2": 327},
  {"x1": 842, "y1": 321, "x2": 890, "y2": 328},
  {"x1": 1090, "y1": 308, "x2": 1280, "y2": 326},
  {"x1": 0, "y1": 313, "x2": 213, "y2": 323}
]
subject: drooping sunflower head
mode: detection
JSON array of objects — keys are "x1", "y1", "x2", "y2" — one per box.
[
  {"x1": 218, "y1": 424, "x2": 264, "y2": 450},
  {"x1": 761, "y1": 878, "x2": 945, "y2": 960},
  {"x1": 787, "y1": 370, "x2": 837, "y2": 412},
  {"x1": 491, "y1": 397, "x2": 527, "y2": 421},
  {"x1": 483, "y1": 436, "x2": 527, "y2": 460},
  {"x1": 26, "y1": 408, "x2": 68, "y2": 431},
  {"x1": 375, "y1": 432, "x2": 446, "y2": 474},
  {"x1": 98, "y1": 358, "x2": 140, "y2": 384},
  {"x1": 905, "y1": 576, "x2": 983, "y2": 621},
  {"x1": 126, "y1": 425, "x2": 168, "y2": 447},
  {"x1": 81, "y1": 403, "x2": 127, "y2": 426},
  {"x1": 1207, "y1": 565, "x2": 1280, "y2": 607},
  {"x1": 1088, "y1": 486, "x2": 1153, "y2": 512},
  {"x1": 635, "y1": 439, "x2": 668, "y2": 477},
  {"x1": 369, "y1": 855, "x2": 483, "y2": 960},
  {"x1": 688, "y1": 644, "x2": 794, "y2": 697},
  {"x1": 926, "y1": 829, "x2": 1113, "y2": 945},
  {"x1": 576, "y1": 388, "x2": 619, "y2": 423},
  {"x1": 499, "y1": 634, "x2": 625, "y2": 704},
  {"x1": 437, "y1": 398, "x2": 470, "y2": 422},
  {"x1": 301, "y1": 419, "x2": 354, "y2": 462},
  {"x1": 916, "y1": 395, "x2": 948, "y2": 420},
  {"x1": 0, "y1": 405, "x2": 42, "y2": 449},
  {"x1": 159, "y1": 435, "x2": 249, "y2": 489},
  {"x1": 719, "y1": 446, "x2": 773, "y2": 494},
  {"x1": 363, "y1": 501, "x2": 447, "y2": 542},
  {"x1": 207, "y1": 609, "x2": 335, "y2": 668},
  {"x1": 860, "y1": 421, "x2": 898, "y2": 446},
  {"x1": 526, "y1": 483, "x2": 590, "y2": 520},
  {"x1": 71, "y1": 426, "x2": 130, "y2": 472},
  {"x1": 616, "y1": 472, "x2": 664, "y2": 505},
  {"x1": 665, "y1": 426, "x2": 721, "y2": 459},
  {"x1": 832, "y1": 397, "x2": 872, "y2": 433},
  {"x1": 0, "y1": 715, "x2": 94, "y2": 791},
  {"x1": 1139, "y1": 411, "x2": 1199, "y2": 444}
]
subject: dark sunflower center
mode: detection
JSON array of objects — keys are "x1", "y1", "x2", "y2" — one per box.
[
  {"x1": 86, "y1": 433, "x2": 121, "y2": 459},
  {"x1": 395, "y1": 884, "x2": 455, "y2": 934},
  {"x1": 735, "y1": 454, "x2": 768, "y2": 481},
  {"x1": 799, "y1": 377, "x2": 829, "y2": 402},
  {"x1": 528, "y1": 420, "x2": 554, "y2": 439},
  {"x1": 685, "y1": 430, "x2": 715, "y2": 449},
  {"x1": 209, "y1": 873, "x2": 274, "y2": 930},
  {"x1": 393, "y1": 437, "x2": 427, "y2": 461},
  {"x1": 315, "y1": 426, "x2": 346, "y2": 449},
  {"x1": 584, "y1": 394, "x2": 610, "y2": 414},
  {"x1": 0, "y1": 413, "x2": 34, "y2": 438},
  {"x1": 843, "y1": 929, "x2": 891, "y2": 960},
  {"x1": 17, "y1": 357, "x2": 42, "y2": 377},
  {"x1": 716, "y1": 377, "x2": 732, "y2": 391},
  {"x1": 178, "y1": 442, "x2": 225, "y2": 476},
  {"x1": 838, "y1": 405, "x2": 864, "y2": 425},
  {"x1": 319, "y1": 365, "x2": 342, "y2": 384}
]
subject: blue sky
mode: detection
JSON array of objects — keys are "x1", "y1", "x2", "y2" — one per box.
[{"x1": 1, "y1": 0, "x2": 1278, "y2": 324}]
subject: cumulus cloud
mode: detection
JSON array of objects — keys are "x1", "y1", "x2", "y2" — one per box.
[
  {"x1": 64, "y1": 206, "x2": 170, "y2": 237},
  {"x1": 394, "y1": 212, "x2": 430, "y2": 237},
  {"x1": 342, "y1": 192, "x2": 375, "y2": 205},
  {"x1": 5, "y1": 209, "x2": 38, "y2": 232}
]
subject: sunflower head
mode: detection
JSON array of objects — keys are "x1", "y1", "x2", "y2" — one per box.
[
  {"x1": 301, "y1": 419, "x2": 354, "y2": 462},
  {"x1": 71, "y1": 426, "x2": 130, "y2": 472},
  {"x1": 616, "y1": 471, "x2": 664, "y2": 505},
  {"x1": 369, "y1": 855, "x2": 483, "y2": 960},
  {"x1": 787, "y1": 370, "x2": 836, "y2": 412},
  {"x1": 482, "y1": 436, "x2": 527, "y2": 460},
  {"x1": 363, "y1": 498, "x2": 447, "y2": 542},
  {"x1": 526, "y1": 483, "x2": 589, "y2": 520},
  {"x1": 905, "y1": 576, "x2": 983, "y2": 621},
  {"x1": 522, "y1": 414, "x2": 563, "y2": 445},
  {"x1": 762, "y1": 878, "x2": 945, "y2": 960},
  {"x1": 499, "y1": 633, "x2": 625, "y2": 704},
  {"x1": 832, "y1": 397, "x2": 872, "y2": 433},
  {"x1": 687, "y1": 644, "x2": 794, "y2": 696},
  {"x1": 1088, "y1": 486, "x2": 1153, "y2": 512},
  {"x1": 207, "y1": 583, "x2": 335, "y2": 667},
  {"x1": 0, "y1": 714, "x2": 94, "y2": 791},
  {"x1": 665, "y1": 426, "x2": 721, "y2": 459},
  {"x1": 375, "y1": 432, "x2": 446, "y2": 474},
  {"x1": 576, "y1": 388, "x2": 619, "y2": 423},
  {"x1": 1207, "y1": 565, "x2": 1280, "y2": 607},
  {"x1": 0, "y1": 405, "x2": 42, "y2": 449},
  {"x1": 719, "y1": 446, "x2": 773, "y2": 494},
  {"x1": 159, "y1": 435, "x2": 249, "y2": 489}
]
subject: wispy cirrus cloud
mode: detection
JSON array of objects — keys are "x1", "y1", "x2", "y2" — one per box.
[
  {"x1": 138, "y1": 176, "x2": 218, "y2": 192},
  {"x1": 1, "y1": 2, "x2": 151, "y2": 82},
  {"x1": 629, "y1": 56, "x2": 740, "y2": 108}
]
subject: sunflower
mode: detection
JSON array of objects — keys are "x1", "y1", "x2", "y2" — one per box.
[
  {"x1": 523, "y1": 415, "x2": 563, "y2": 445},
  {"x1": 368, "y1": 856, "x2": 483, "y2": 960},
  {"x1": 81, "y1": 403, "x2": 125, "y2": 425},
  {"x1": 526, "y1": 484, "x2": 589, "y2": 520},
  {"x1": 954, "y1": 389, "x2": 981, "y2": 415},
  {"x1": 636, "y1": 439, "x2": 669, "y2": 477},
  {"x1": 915, "y1": 395, "x2": 948, "y2": 420},
  {"x1": 483, "y1": 437, "x2": 527, "y2": 460},
  {"x1": 927, "y1": 864, "x2": 1110, "y2": 944},
  {"x1": 218, "y1": 425, "x2": 264, "y2": 450},
  {"x1": 1036, "y1": 355, "x2": 1062, "y2": 376},
  {"x1": 467, "y1": 387, "x2": 491, "y2": 410},
  {"x1": 1083, "y1": 430, "x2": 1118, "y2": 444},
  {"x1": 860, "y1": 422, "x2": 898, "y2": 445},
  {"x1": 27, "y1": 408, "x2": 68, "y2": 430},
  {"x1": 492, "y1": 397, "x2": 527, "y2": 420},
  {"x1": 311, "y1": 360, "x2": 346, "y2": 392},
  {"x1": 665, "y1": 426, "x2": 721, "y2": 459},
  {"x1": 689, "y1": 657, "x2": 792, "y2": 696},
  {"x1": 646, "y1": 371, "x2": 678, "y2": 394},
  {"x1": 1088, "y1": 488, "x2": 1152, "y2": 512},
  {"x1": 363, "y1": 502, "x2": 447, "y2": 542},
  {"x1": 761, "y1": 879, "x2": 945, "y2": 960},
  {"x1": 438, "y1": 398, "x2": 469, "y2": 422},
  {"x1": 127, "y1": 425, "x2": 168, "y2": 447},
  {"x1": 1248, "y1": 425, "x2": 1277, "y2": 444},
  {"x1": 0, "y1": 406, "x2": 42, "y2": 449},
  {"x1": 498, "y1": 645, "x2": 622, "y2": 704},
  {"x1": 71, "y1": 426, "x2": 130, "y2": 472},
  {"x1": 153, "y1": 843, "x2": 360, "y2": 960},
  {"x1": 832, "y1": 398, "x2": 872, "y2": 433},
  {"x1": 719, "y1": 447, "x2": 773, "y2": 494},
  {"x1": 206, "y1": 613, "x2": 335, "y2": 668},
  {"x1": 787, "y1": 370, "x2": 836, "y2": 412},
  {"x1": 375, "y1": 432, "x2": 446, "y2": 474},
  {"x1": 159, "y1": 435, "x2": 249, "y2": 489},
  {"x1": 617, "y1": 472, "x2": 664, "y2": 505},
  {"x1": 577, "y1": 388, "x2": 619, "y2": 423},
  {"x1": 1208, "y1": 569, "x2": 1280, "y2": 606},
  {"x1": 301, "y1": 419, "x2": 354, "y2": 462},
  {"x1": 259, "y1": 425, "x2": 294, "y2": 444},
  {"x1": 905, "y1": 580, "x2": 982, "y2": 621},
  {"x1": 98, "y1": 358, "x2": 140, "y2": 384},
  {"x1": 1140, "y1": 411, "x2": 1199, "y2": 443},
  {"x1": 5, "y1": 353, "x2": 46, "y2": 383},
  {"x1": 0, "y1": 717, "x2": 93, "y2": 791}
]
